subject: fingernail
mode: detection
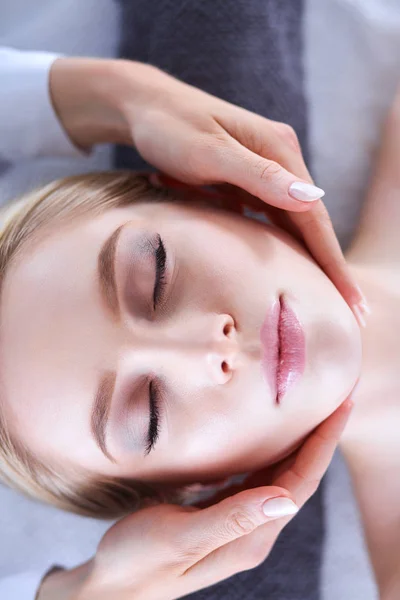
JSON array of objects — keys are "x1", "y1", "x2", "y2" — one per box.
[
  {"x1": 352, "y1": 304, "x2": 367, "y2": 328},
  {"x1": 342, "y1": 396, "x2": 355, "y2": 410},
  {"x1": 289, "y1": 182, "x2": 326, "y2": 202},
  {"x1": 354, "y1": 285, "x2": 371, "y2": 315},
  {"x1": 262, "y1": 497, "x2": 299, "y2": 518},
  {"x1": 340, "y1": 395, "x2": 355, "y2": 412},
  {"x1": 359, "y1": 300, "x2": 371, "y2": 316}
]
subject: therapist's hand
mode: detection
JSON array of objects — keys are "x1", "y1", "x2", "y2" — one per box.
[
  {"x1": 37, "y1": 399, "x2": 352, "y2": 600},
  {"x1": 50, "y1": 57, "x2": 368, "y2": 323}
]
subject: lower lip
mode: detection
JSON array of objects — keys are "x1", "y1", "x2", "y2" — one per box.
[{"x1": 260, "y1": 296, "x2": 305, "y2": 403}]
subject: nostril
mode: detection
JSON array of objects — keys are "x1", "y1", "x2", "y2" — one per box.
[
  {"x1": 221, "y1": 360, "x2": 230, "y2": 374},
  {"x1": 223, "y1": 318, "x2": 235, "y2": 338}
]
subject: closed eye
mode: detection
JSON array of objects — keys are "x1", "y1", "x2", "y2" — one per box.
[
  {"x1": 145, "y1": 379, "x2": 161, "y2": 455},
  {"x1": 153, "y1": 234, "x2": 167, "y2": 309}
]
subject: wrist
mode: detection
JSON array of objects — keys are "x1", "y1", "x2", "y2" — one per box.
[
  {"x1": 104, "y1": 59, "x2": 172, "y2": 146},
  {"x1": 49, "y1": 57, "x2": 131, "y2": 149},
  {"x1": 36, "y1": 560, "x2": 94, "y2": 600}
]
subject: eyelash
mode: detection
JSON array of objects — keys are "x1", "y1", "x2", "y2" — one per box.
[
  {"x1": 146, "y1": 235, "x2": 167, "y2": 455},
  {"x1": 153, "y1": 234, "x2": 167, "y2": 310},
  {"x1": 145, "y1": 379, "x2": 161, "y2": 455}
]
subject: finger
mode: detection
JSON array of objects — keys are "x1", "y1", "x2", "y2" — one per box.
[
  {"x1": 181, "y1": 486, "x2": 296, "y2": 563},
  {"x1": 218, "y1": 109, "x2": 313, "y2": 185},
  {"x1": 261, "y1": 122, "x2": 313, "y2": 184},
  {"x1": 287, "y1": 204, "x2": 369, "y2": 325},
  {"x1": 156, "y1": 167, "x2": 368, "y2": 324},
  {"x1": 274, "y1": 397, "x2": 354, "y2": 507},
  {"x1": 179, "y1": 487, "x2": 297, "y2": 592},
  {"x1": 210, "y1": 139, "x2": 325, "y2": 212},
  {"x1": 218, "y1": 183, "x2": 369, "y2": 323},
  {"x1": 216, "y1": 184, "x2": 305, "y2": 244},
  {"x1": 182, "y1": 518, "x2": 283, "y2": 595},
  {"x1": 215, "y1": 181, "x2": 368, "y2": 323},
  {"x1": 214, "y1": 112, "x2": 369, "y2": 321}
]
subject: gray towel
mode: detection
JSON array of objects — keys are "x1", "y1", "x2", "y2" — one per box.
[
  {"x1": 114, "y1": 2, "x2": 323, "y2": 599},
  {"x1": 115, "y1": 0, "x2": 309, "y2": 170}
]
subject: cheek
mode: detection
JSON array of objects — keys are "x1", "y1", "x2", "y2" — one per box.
[{"x1": 154, "y1": 376, "x2": 305, "y2": 480}]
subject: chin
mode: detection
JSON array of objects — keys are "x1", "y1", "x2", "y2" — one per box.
[
  {"x1": 331, "y1": 305, "x2": 363, "y2": 402},
  {"x1": 302, "y1": 290, "x2": 362, "y2": 410}
]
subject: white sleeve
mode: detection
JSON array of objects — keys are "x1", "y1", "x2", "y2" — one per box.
[
  {"x1": 0, "y1": 47, "x2": 85, "y2": 161},
  {"x1": 0, "y1": 567, "x2": 63, "y2": 600}
]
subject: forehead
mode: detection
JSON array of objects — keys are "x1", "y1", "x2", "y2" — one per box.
[{"x1": 0, "y1": 209, "x2": 132, "y2": 467}]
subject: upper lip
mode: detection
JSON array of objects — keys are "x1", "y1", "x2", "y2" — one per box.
[{"x1": 260, "y1": 295, "x2": 305, "y2": 403}]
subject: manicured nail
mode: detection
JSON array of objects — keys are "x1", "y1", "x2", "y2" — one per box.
[
  {"x1": 289, "y1": 182, "x2": 326, "y2": 202},
  {"x1": 354, "y1": 285, "x2": 371, "y2": 315},
  {"x1": 361, "y1": 301, "x2": 371, "y2": 315},
  {"x1": 262, "y1": 497, "x2": 299, "y2": 518},
  {"x1": 359, "y1": 300, "x2": 371, "y2": 316},
  {"x1": 352, "y1": 304, "x2": 367, "y2": 328}
]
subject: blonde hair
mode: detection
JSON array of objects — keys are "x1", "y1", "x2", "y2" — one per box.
[{"x1": 0, "y1": 171, "x2": 200, "y2": 520}]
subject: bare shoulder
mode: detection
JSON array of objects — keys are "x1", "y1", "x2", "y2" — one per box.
[
  {"x1": 341, "y1": 389, "x2": 400, "y2": 592},
  {"x1": 338, "y1": 254, "x2": 400, "y2": 590},
  {"x1": 347, "y1": 84, "x2": 400, "y2": 269},
  {"x1": 340, "y1": 319, "x2": 400, "y2": 592}
]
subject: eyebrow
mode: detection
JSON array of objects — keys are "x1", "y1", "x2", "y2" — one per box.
[
  {"x1": 98, "y1": 225, "x2": 125, "y2": 319},
  {"x1": 91, "y1": 371, "x2": 117, "y2": 463}
]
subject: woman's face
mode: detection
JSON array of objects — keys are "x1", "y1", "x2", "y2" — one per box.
[{"x1": 0, "y1": 201, "x2": 361, "y2": 486}]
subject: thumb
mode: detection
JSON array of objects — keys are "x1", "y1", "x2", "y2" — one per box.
[
  {"x1": 212, "y1": 141, "x2": 325, "y2": 212},
  {"x1": 183, "y1": 486, "x2": 298, "y2": 560}
]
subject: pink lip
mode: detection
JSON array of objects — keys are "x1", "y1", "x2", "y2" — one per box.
[{"x1": 260, "y1": 296, "x2": 305, "y2": 403}]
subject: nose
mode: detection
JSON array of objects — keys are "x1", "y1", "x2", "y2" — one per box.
[
  {"x1": 207, "y1": 314, "x2": 239, "y2": 385},
  {"x1": 120, "y1": 313, "x2": 240, "y2": 387}
]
